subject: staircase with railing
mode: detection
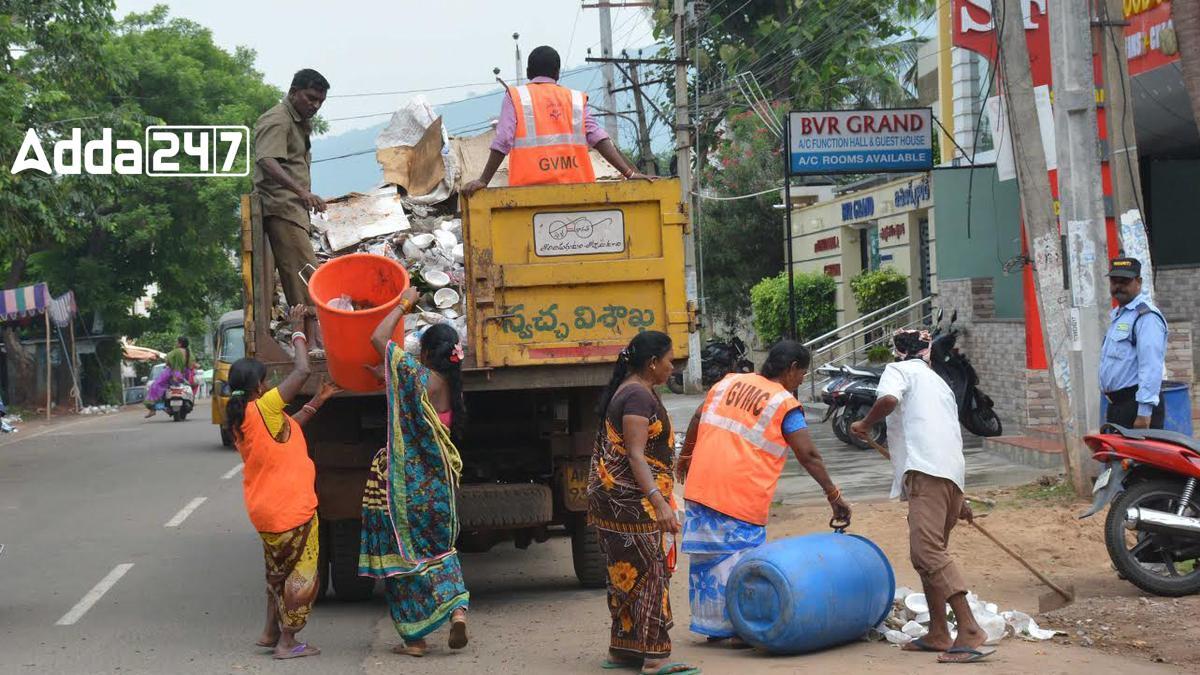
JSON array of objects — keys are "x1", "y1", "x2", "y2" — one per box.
[{"x1": 802, "y1": 295, "x2": 937, "y2": 402}]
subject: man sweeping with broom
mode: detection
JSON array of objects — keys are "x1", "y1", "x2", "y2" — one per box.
[{"x1": 851, "y1": 329, "x2": 995, "y2": 664}]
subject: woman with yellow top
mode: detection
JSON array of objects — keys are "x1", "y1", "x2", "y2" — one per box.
[{"x1": 225, "y1": 304, "x2": 339, "y2": 660}]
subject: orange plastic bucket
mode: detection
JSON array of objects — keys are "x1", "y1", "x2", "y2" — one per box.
[{"x1": 307, "y1": 253, "x2": 411, "y2": 392}]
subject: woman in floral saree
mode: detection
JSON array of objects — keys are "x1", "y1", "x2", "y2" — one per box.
[
  {"x1": 359, "y1": 289, "x2": 469, "y2": 657},
  {"x1": 587, "y1": 330, "x2": 699, "y2": 675}
]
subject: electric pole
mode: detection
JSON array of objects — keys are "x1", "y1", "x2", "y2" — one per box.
[
  {"x1": 597, "y1": 2, "x2": 621, "y2": 139},
  {"x1": 1098, "y1": 0, "x2": 1145, "y2": 218},
  {"x1": 626, "y1": 56, "x2": 655, "y2": 174},
  {"x1": 675, "y1": 0, "x2": 701, "y2": 393},
  {"x1": 513, "y1": 33, "x2": 522, "y2": 85},
  {"x1": 1049, "y1": 0, "x2": 1110, "y2": 485},
  {"x1": 994, "y1": 0, "x2": 1085, "y2": 495}
]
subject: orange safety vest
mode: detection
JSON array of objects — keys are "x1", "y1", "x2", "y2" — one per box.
[
  {"x1": 683, "y1": 373, "x2": 802, "y2": 526},
  {"x1": 507, "y1": 83, "x2": 596, "y2": 186}
]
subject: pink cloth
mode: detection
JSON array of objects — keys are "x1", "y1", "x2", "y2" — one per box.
[
  {"x1": 437, "y1": 410, "x2": 453, "y2": 428},
  {"x1": 489, "y1": 76, "x2": 610, "y2": 154}
]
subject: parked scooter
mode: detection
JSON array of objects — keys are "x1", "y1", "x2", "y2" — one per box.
[
  {"x1": 668, "y1": 335, "x2": 754, "y2": 393},
  {"x1": 817, "y1": 363, "x2": 886, "y2": 450},
  {"x1": 929, "y1": 311, "x2": 1003, "y2": 437},
  {"x1": 1081, "y1": 424, "x2": 1200, "y2": 596}
]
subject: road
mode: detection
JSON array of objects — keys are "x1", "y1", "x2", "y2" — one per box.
[{"x1": 0, "y1": 399, "x2": 1165, "y2": 675}]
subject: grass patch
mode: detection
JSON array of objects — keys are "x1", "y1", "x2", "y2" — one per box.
[{"x1": 1006, "y1": 475, "x2": 1080, "y2": 506}]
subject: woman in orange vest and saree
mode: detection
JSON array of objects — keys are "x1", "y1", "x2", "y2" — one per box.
[
  {"x1": 675, "y1": 341, "x2": 851, "y2": 645},
  {"x1": 587, "y1": 331, "x2": 700, "y2": 675}
]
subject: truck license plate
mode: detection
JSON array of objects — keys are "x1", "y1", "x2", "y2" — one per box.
[
  {"x1": 1093, "y1": 467, "x2": 1112, "y2": 494},
  {"x1": 563, "y1": 462, "x2": 590, "y2": 512}
]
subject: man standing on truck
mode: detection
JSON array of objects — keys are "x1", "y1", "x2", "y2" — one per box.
[
  {"x1": 253, "y1": 68, "x2": 330, "y2": 346},
  {"x1": 461, "y1": 46, "x2": 650, "y2": 195}
]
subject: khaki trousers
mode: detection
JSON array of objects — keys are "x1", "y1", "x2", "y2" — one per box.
[
  {"x1": 264, "y1": 215, "x2": 317, "y2": 306},
  {"x1": 905, "y1": 471, "x2": 968, "y2": 599}
]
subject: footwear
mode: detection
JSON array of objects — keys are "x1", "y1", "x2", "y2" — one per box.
[
  {"x1": 255, "y1": 637, "x2": 279, "y2": 649},
  {"x1": 602, "y1": 659, "x2": 639, "y2": 670},
  {"x1": 902, "y1": 637, "x2": 945, "y2": 653},
  {"x1": 392, "y1": 643, "x2": 427, "y2": 657},
  {"x1": 937, "y1": 646, "x2": 996, "y2": 663},
  {"x1": 448, "y1": 617, "x2": 468, "y2": 649},
  {"x1": 641, "y1": 663, "x2": 701, "y2": 675},
  {"x1": 273, "y1": 642, "x2": 320, "y2": 660}
]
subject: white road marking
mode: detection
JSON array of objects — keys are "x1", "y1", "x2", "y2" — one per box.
[
  {"x1": 45, "y1": 427, "x2": 140, "y2": 437},
  {"x1": 221, "y1": 463, "x2": 244, "y2": 480},
  {"x1": 164, "y1": 497, "x2": 207, "y2": 528},
  {"x1": 55, "y1": 563, "x2": 134, "y2": 626}
]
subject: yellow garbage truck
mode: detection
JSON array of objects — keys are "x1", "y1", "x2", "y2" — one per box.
[{"x1": 235, "y1": 180, "x2": 692, "y2": 599}]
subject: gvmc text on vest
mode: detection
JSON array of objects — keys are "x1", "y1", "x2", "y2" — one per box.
[{"x1": 724, "y1": 381, "x2": 771, "y2": 416}]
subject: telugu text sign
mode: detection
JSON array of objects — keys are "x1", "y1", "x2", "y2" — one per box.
[
  {"x1": 533, "y1": 209, "x2": 625, "y2": 257},
  {"x1": 788, "y1": 109, "x2": 933, "y2": 175}
]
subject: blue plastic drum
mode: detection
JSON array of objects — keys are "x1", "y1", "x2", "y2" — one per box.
[
  {"x1": 1100, "y1": 381, "x2": 1193, "y2": 436},
  {"x1": 725, "y1": 531, "x2": 895, "y2": 654}
]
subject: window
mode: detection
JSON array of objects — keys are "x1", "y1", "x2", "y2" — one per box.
[{"x1": 219, "y1": 326, "x2": 245, "y2": 362}]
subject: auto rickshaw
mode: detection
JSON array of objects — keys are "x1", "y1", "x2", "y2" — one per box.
[{"x1": 211, "y1": 309, "x2": 244, "y2": 446}]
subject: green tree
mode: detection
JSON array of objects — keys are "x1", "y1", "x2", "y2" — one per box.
[{"x1": 750, "y1": 271, "x2": 836, "y2": 345}]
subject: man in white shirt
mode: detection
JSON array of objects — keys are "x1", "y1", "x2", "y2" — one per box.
[{"x1": 852, "y1": 329, "x2": 994, "y2": 664}]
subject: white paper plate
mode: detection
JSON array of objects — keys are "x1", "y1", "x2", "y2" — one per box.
[
  {"x1": 434, "y1": 287, "x2": 460, "y2": 309},
  {"x1": 424, "y1": 270, "x2": 450, "y2": 288}
]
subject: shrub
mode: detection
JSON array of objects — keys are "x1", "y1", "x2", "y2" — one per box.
[
  {"x1": 867, "y1": 345, "x2": 894, "y2": 363},
  {"x1": 750, "y1": 272, "x2": 837, "y2": 345},
  {"x1": 849, "y1": 268, "x2": 910, "y2": 315}
]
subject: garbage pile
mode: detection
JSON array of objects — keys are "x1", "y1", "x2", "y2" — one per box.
[
  {"x1": 1, "y1": 413, "x2": 18, "y2": 433},
  {"x1": 79, "y1": 405, "x2": 121, "y2": 416},
  {"x1": 876, "y1": 587, "x2": 1062, "y2": 646},
  {"x1": 272, "y1": 97, "x2": 470, "y2": 353}
]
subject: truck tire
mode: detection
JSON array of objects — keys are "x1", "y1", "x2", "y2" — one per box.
[
  {"x1": 457, "y1": 483, "x2": 553, "y2": 530},
  {"x1": 570, "y1": 514, "x2": 606, "y2": 589},
  {"x1": 328, "y1": 519, "x2": 374, "y2": 602}
]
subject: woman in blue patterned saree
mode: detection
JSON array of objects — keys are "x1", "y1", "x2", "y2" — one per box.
[{"x1": 360, "y1": 289, "x2": 470, "y2": 657}]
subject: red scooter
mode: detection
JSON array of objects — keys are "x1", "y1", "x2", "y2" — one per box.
[{"x1": 1081, "y1": 424, "x2": 1200, "y2": 596}]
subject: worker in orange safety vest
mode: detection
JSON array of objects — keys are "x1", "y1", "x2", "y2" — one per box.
[
  {"x1": 462, "y1": 45, "x2": 651, "y2": 195},
  {"x1": 675, "y1": 340, "x2": 851, "y2": 644}
]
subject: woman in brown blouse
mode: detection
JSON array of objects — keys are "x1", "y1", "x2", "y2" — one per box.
[{"x1": 588, "y1": 331, "x2": 699, "y2": 675}]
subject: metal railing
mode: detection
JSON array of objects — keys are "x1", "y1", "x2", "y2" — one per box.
[{"x1": 805, "y1": 295, "x2": 937, "y2": 401}]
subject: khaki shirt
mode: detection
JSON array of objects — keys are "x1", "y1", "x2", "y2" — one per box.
[{"x1": 253, "y1": 99, "x2": 312, "y2": 229}]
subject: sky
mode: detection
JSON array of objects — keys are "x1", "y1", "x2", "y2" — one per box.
[{"x1": 113, "y1": 0, "x2": 659, "y2": 136}]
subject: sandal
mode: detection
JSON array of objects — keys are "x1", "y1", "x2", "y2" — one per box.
[
  {"x1": 273, "y1": 642, "x2": 320, "y2": 660},
  {"x1": 448, "y1": 616, "x2": 468, "y2": 650},
  {"x1": 392, "y1": 643, "x2": 427, "y2": 657},
  {"x1": 938, "y1": 646, "x2": 996, "y2": 664},
  {"x1": 641, "y1": 663, "x2": 701, "y2": 675}
]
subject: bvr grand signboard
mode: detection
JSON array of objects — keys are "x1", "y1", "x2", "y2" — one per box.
[{"x1": 787, "y1": 109, "x2": 933, "y2": 175}]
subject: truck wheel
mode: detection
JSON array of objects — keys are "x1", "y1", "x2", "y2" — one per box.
[
  {"x1": 457, "y1": 483, "x2": 553, "y2": 530},
  {"x1": 329, "y1": 519, "x2": 374, "y2": 602},
  {"x1": 570, "y1": 514, "x2": 606, "y2": 589},
  {"x1": 220, "y1": 426, "x2": 233, "y2": 447}
]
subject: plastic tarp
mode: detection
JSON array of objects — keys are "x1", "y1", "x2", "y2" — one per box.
[{"x1": 0, "y1": 283, "x2": 49, "y2": 323}]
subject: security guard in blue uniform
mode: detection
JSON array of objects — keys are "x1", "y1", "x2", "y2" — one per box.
[{"x1": 1100, "y1": 257, "x2": 1168, "y2": 429}]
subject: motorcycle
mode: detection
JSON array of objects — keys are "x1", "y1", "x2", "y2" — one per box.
[
  {"x1": 817, "y1": 365, "x2": 853, "y2": 444},
  {"x1": 835, "y1": 365, "x2": 886, "y2": 450},
  {"x1": 1081, "y1": 424, "x2": 1200, "y2": 596},
  {"x1": 929, "y1": 311, "x2": 1003, "y2": 437},
  {"x1": 668, "y1": 336, "x2": 754, "y2": 393},
  {"x1": 163, "y1": 380, "x2": 195, "y2": 422}
]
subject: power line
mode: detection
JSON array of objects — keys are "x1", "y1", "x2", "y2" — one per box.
[
  {"x1": 326, "y1": 81, "x2": 498, "y2": 99},
  {"x1": 692, "y1": 185, "x2": 781, "y2": 201}
]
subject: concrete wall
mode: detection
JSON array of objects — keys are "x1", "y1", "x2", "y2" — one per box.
[{"x1": 1156, "y1": 264, "x2": 1200, "y2": 379}]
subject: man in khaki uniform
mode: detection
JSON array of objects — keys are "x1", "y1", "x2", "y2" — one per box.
[{"x1": 254, "y1": 68, "x2": 329, "y2": 343}]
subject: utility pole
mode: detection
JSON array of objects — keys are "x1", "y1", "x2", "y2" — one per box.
[
  {"x1": 994, "y1": 0, "x2": 1087, "y2": 495},
  {"x1": 513, "y1": 33, "x2": 522, "y2": 85},
  {"x1": 675, "y1": 0, "x2": 701, "y2": 393},
  {"x1": 1049, "y1": 0, "x2": 1110, "y2": 485},
  {"x1": 1098, "y1": 0, "x2": 1146, "y2": 218},
  {"x1": 626, "y1": 56, "x2": 655, "y2": 174},
  {"x1": 598, "y1": 2, "x2": 621, "y2": 139}
]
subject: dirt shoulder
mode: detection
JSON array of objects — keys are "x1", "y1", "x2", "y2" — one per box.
[{"x1": 360, "y1": 478, "x2": 1194, "y2": 674}]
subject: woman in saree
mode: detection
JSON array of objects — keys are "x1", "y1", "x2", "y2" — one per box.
[
  {"x1": 588, "y1": 330, "x2": 699, "y2": 675},
  {"x1": 226, "y1": 304, "x2": 339, "y2": 660},
  {"x1": 144, "y1": 336, "x2": 196, "y2": 418},
  {"x1": 360, "y1": 288, "x2": 470, "y2": 657}
]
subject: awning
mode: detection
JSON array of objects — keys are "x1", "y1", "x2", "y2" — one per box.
[
  {"x1": 122, "y1": 343, "x2": 165, "y2": 362},
  {"x1": 0, "y1": 283, "x2": 49, "y2": 323}
]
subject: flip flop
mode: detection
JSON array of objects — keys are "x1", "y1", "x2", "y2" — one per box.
[
  {"x1": 602, "y1": 659, "x2": 639, "y2": 670},
  {"x1": 937, "y1": 646, "x2": 996, "y2": 664},
  {"x1": 449, "y1": 618, "x2": 469, "y2": 650},
  {"x1": 902, "y1": 638, "x2": 944, "y2": 653},
  {"x1": 393, "y1": 643, "x2": 427, "y2": 657},
  {"x1": 273, "y1": 642, "x2": 320, "y2": 660},
  {"x1": 641, "y1": 664, "x2": 701, "y2": 675}
]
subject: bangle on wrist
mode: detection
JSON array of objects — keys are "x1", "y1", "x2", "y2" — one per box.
[
  {"x1": 622, "y1": 167, "x2": 635, "y2": 178},
  {"x1": 291, "y1": 331, "x2": 307, "y2": 344},
  {"x1": 646, "y1": 487, "x2": 663, "y2": 501},
  {"x1": 302, "y1": 404, "x2": 318, "y2": 415},
  {"x1": 826, "y1": 487, "x2": 842, "y2": 502}
]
